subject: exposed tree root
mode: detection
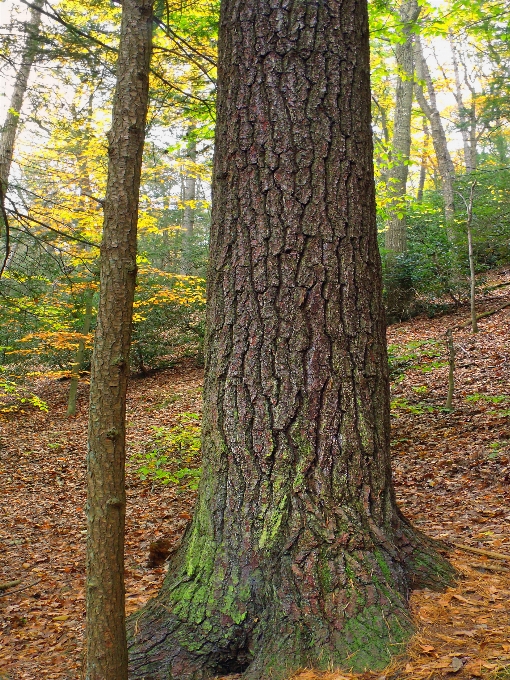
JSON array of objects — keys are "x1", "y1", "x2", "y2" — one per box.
[
  {"x1": 128, "y1": 514, "x2": 456, "y2": 680},
  {"x1": 396, "y1": 511, "x2": 456, "y2": 591}
]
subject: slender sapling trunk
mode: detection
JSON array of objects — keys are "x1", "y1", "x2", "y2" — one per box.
[
  {"x1": 85, "y1": 0, "x2": 153, "y2": 677},
  {"x1": 414, "y1": 37, "x2": 455, "y2": 232},
  {"x1": 445, "y1": 329, "x2": 455, "y2": 410},
  {"x1": 466, "y1": 181, "x2": 478, "y2": 333},
  {"x1": 67, "y1": 293, "x2": 93, "y2": 417}
]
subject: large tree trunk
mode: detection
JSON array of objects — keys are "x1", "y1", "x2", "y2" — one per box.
[
  {"x1": 414, "y1": 37, "x2": 455, "y2": 228},
  {"x1": 384, "y1": 0, "x2": 420, "y2": 256},
  {"x1": 128, "y1": 1, "x2": 454, "y2": 678},
  {"x1": 85, "y1": 0, "x2": 153, "y2": 677}
]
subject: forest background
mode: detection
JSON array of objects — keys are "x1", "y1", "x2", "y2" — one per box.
[{"x1": 1, "y1": 0, "x2": 510, "y2": 412}]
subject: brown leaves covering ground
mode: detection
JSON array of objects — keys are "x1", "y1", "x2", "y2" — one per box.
[
  {"x1": 1, "y1": 273, "x2": 510, "y2": 680},
  {"x1": 0, "y1": 362, "x2": 202, "y2": 679}
]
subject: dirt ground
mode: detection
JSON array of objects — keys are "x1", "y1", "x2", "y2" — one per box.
[{"x1": 1, "y1": 274, "x2": 509, "y2": 680}]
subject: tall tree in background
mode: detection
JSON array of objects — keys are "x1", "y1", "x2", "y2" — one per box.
[
  {"x1": 417, "y1": 116, "x2": 430, "y2": 201},
  {"x1": 414, "y1": 36, "x2": 456, "y2": 228},
  {"x1": 384, "y1": 0, "x2": 420, "y2": 257},
  {"x1": 128, "y1": 0, "x2": 453, "y2": 677},
  {"x1": 0, "y1": 0, "x2": 43, "y2": 194},
  {"x1": 0, "y1": 0, "x2": 43, "y2": 252},
  {"x1": 449, "y1": 36, "x2": 479, "y2": 173},
  {"x1": 85, "y1": 0, "x2": 153, "y2": 677},
  {"x1": 384, "y1": 0, "x2": 421, "y2": 319},
  {"x1": 180, "y1": 125, "x2": 197, "y2": 274}
]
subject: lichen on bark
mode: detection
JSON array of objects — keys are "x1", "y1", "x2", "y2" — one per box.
[{"x1": 127, "y1": 0, "x2": 455, "y2": 677}]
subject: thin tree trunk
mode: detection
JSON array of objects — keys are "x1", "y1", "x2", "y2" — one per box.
[
  {"x1": 127, "y1": 1, "x2": 454, "y2": 678},
  {"x1": 495, "y1": 131, "x2": 508, "y2": 163},
  {"x1": 384, "y1": 0, "x2": 420, "y2": 256},
  {"x1": 67, "y1": 98, "x2": 98, "y2": 418},
  {"x1": 0, "y1": 0, "x2": 43, "y2": 257},
  {"x1": 181, "y1": 129, "x2": 197, "y2": 274},
  {"x1": 85, "y1": 0, "x2": 153, "y2": 677},
  {"x1": 449, "y1": 37, "x2": 475, "y2": 174},
  {"x1": 371, "y1": 95, "x2": 390, "y2": 185},
  {"x1": 0, "y1": 0, "x2": 43, "y2": 203},
  {"x1": 417, "y1": 118, "x2": 430, "y2": 202},
  {"x1": 381, "y1": 105, "x2": 390, "y2": 148},
  {"x1": 466, "y1": 181, "x2": 478, "y2": 333},
  {"x1": 469, "y1": 106, "x2": 477, "y2": 171},
  {"x1": 466, "y1": 83, "x2": 478, "y2": 173},
  {"x1": 414, "y1": 36, "x2": 455, "y2": 230},
  {"x1": 67, "y1": 293, "x2": 93, "y2": 417},
  {"x1": 445, "y1": 329, "x2": 455, "y2": 410},
  {"x1": 457, "y1": 48, "x2": 480, "y2": 174}
]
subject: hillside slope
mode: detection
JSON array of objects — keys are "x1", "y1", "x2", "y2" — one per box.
[{"x1": 1, "y1": 274, "x2": 509, "y2": 680}]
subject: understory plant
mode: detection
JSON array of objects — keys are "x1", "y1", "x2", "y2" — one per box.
[{"x1": 134, "y1": 412, "x2": 201, "y2": 489}]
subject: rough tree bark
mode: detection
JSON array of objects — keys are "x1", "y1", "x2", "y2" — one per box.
[
  {"x1": 85, "y1": 0, "x2": 153, "y2": 677},
  {"x1": 384, "y1": 0, "x2": 421, "y2": 256},
  {"x1": 414, "y1": 36, "x2": 455, "y2": 229},
  {"x1": 128, "y1": 1, "x2": 454, "y2": 678}
]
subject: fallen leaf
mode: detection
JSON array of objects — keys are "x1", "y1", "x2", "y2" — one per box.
[{"x1": 450, "y1": 657, "x2": 464, "y2": 672}]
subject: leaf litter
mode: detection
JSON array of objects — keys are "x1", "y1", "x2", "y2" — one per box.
[{"x1": 1, "y1": 272, "x2": 509, "y2": 679}]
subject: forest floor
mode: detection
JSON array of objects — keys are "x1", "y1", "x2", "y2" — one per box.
[{"x1": 1, "y1": 271, "x2": 510, "y2": 680}]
